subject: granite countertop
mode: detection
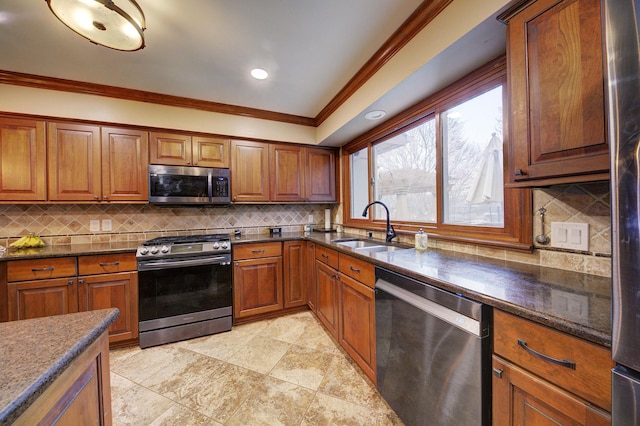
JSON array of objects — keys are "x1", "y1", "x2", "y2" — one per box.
[
  {"x1": 1, "y1": 231, "x2": 612, "y2": 347},
  {"x1": 0, "y1": 308, "x2": 119, "y2": 425},
  {"x1": 0, "y1": 240, "x2": 141, "y2": 260}
]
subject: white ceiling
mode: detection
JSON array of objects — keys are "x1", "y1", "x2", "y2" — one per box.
[{"x1": 0, "y1": 0, "x2": 507, "y2": 146}]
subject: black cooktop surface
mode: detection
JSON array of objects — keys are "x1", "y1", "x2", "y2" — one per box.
[{"x1": 142, "y1": 234, "x2": 230, "y2": 246}]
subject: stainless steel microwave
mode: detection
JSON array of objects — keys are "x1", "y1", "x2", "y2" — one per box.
[{"x1": 148, "y1": 164, "x2": 230, "y2": 205}]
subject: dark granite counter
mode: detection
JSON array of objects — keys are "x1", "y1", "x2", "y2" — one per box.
[
  {"x1": 0, "y1": 308, "x2": 119, "y2": 425},
  {"x1": 1, "y1": 231, "x2": 611, "y2": 347},
  {"x1": 0, "y1": 241, "x2": 140, "y2": 260}
]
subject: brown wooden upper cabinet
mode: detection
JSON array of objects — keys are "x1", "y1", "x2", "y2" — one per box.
[
  {"x1": 149, "y1": 131, "x2": 230, "y2": 168},
  {"x1": 500, "y1": 0, "x2": 609, "y2": 186},
  {"x1": 0, "y1": 117, "x2": 46, "y2": 201},
  {"x1": 47, "y1": 124, "x2": 149, "y2": 202},
  {"x1": 232, "y1": 140, "x2": 337, "y2": 203}
]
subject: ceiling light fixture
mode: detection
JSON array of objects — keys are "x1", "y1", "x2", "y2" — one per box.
[
  {"x1": 46, "y1": 0, "x2": 146, "y2": 51},
  {"x1": 364, "y1": 110, "x2": 386, "y2": 120},
  {"x1": 251, "y1": 68, "x2": 269, "y2": 80}
]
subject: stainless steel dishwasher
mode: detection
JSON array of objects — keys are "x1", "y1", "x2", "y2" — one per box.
[{"x1": 375, "y1": 267, "x2": 491, "y2": 426}]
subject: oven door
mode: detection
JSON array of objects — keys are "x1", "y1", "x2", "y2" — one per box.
[{"x1": 138, "y1": 254, "x2": 232, "y2": 330}]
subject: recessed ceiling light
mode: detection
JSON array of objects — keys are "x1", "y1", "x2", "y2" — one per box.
[
  {"x1": 364, "y1": 110, "x2": 386, "y2": 120},
  {"x1": 251, "y1": 68, "x2": 269, "y2": 80}
]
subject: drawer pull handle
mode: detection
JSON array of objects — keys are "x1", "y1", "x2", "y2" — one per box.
[
  {"x1": 517, "y1": 339, "x2": 576, "y2": 370},
  {"x1": 32, "y1": 267, "x2": 54, "y2": 272},
  {"x1": 251, "y1": 249, "x2": 265, "y2": 253},
  {"x1": 321, "y1": 254, "x2": 329, "y2": 259},
  {"x1": 99, "y1": 261, "x2": 120, "y2": 266},
  {"x1": 349, "y1": 266, "x2": 361, "y2": 273},
  {"x1": 493, "y1": 368, "x2": 503, "y2": 379}
]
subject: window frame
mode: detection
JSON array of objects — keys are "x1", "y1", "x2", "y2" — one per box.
[{"x1": 341, "y1": 56, "x2": 532, "y2": 250}]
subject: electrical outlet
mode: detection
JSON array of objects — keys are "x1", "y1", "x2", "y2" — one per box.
[
  {"x1": 90, "y1": 219, "x2": 100, "y2": 232},
  {"x1": 550, "y1": 222, "x2": 589, "y2": 251},
  {"x1": 101, "y1": 219, "x2": 112, "y2": 231},
  {"x1": 308, "y1": 214, "x2": 314, "y2": 223}
]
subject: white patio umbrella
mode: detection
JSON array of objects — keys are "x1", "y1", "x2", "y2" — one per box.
[{"x1": 465, "y1": 133, "x2": 504, "y2": 204}]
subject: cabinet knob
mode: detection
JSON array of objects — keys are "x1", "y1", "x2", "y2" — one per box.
[
  {"x1": 103, "y1": 196, "x2": 108, "y2": 200},
  {"x1": 493, "y1": 368, "x2": 503, "y2": 379},
  {"x1": 68, "y1": 279, "x2": 75, "y2": 285},
  {"x1": 514, "y1": 169, "x2": 526, "y2": 177}
]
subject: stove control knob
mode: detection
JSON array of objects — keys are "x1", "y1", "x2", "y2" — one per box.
[
  {"x1": 221, "y1": 242, "x2": 228, "y2": 249},
  {"x1": 150, "y1": 246, "x2": 159, "y2": 254},
  {"x1": 213, "y1": 242, "x2": 220, "y2": 249},
  {"x1": 161, "y1": 245, "x2": 170, "y2": 253},
  {"x1": 139, "y1": 247, "x2": 149, "y2": 255}
]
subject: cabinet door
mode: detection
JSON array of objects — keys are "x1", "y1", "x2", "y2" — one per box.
[
  {"x1": 101, "y1": 127, "x2": 149, "y2": 201},
  {"x1": 7, "y1": 277, "x2": 78, "y2": 321},
  {"x1": 270, "y1": 144, "x2": 305, "y2": 202},
  {"x1": 339, "y1": 273, "x2": 376, "y2": 383},
  {"x1": 149, "y1": 131, "x2": 192, "y2": 166},
  {"x1": 78, "y1": 272, "x2": 139, "y2": 343},
  {"x1": 193, "y1": 136, "x2": 230, "y2": 168},
  {"x1": 315, "y1": 259, "x2": 339, "y2": 338},
  {"x1": 233, "y1": 256, "x2": 283, "y2": 319},
  {"x1": 283, "y1": 240, "x2": 307, "y2": 308},
  {"x1": 48, "y1": 122, "x2": 102, "y2": 201},
  {"x1": 492, "y1": 356, "x2": 611, "y2": 426},
  {"x1": 0, "y1": 117, "x2": 46, "y2": 201},
  {"x1": 506, "y1": 0, "x2": 608, "y2": 184},
  {"x1": 306, "y1": 148, "x2": 336, "y2": 202},
  {"x1": 306, "y1": 242, "x2": 317, "y2": 312},
  {"x1": 231, "y1": 140, "x2": 270, "y2": 202}
]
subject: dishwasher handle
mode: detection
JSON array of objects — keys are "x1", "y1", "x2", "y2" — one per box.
[{"x1": 376, "y1": 279, "x2": 483, "y2": 337}]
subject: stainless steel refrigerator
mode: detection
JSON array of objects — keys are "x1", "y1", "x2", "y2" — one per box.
[{"x1": 604, "y1": 1, "x2": 640, "y2": 424}]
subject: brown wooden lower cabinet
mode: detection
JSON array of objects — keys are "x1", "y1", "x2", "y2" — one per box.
[
  {"x1": 14, "y1": 330, "x2": 112, "y2": 426},
  {"x1": 283, "y1": 241, "x2": 307, "y2": 308},
  {"x1": 306, "y1": 242, "x2": 317, "y2": 312},
  {"x1": 7, "y1": 277, "x2": 78, "y2": 321},
  {"x1": 492, "y1": 356, "x2": 611, "y2": 426},
  {"x1": 78, "y1": 271, "x2": 139, "y2": 343},
  {"x1": 233, "y1": 256, "x2": 283, "y2": 319},
  {"x1": 315, "y1": 258, "x2": 339, "y2": 338},
  {"x1": 339, "y1": 273, "x2": 376, "y2": 383}
]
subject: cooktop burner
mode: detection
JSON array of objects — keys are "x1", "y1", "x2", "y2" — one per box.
[
  {"x1": 137, "y1": 233, "x2": 231, "y2": 259},
  {"x1": 142, "y1": 233, "x2": 230, "y2": 246}
]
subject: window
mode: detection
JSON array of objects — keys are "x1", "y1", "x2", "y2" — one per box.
[{"x1": 343, "y1": 57, "x2": 531, "y2": 249}]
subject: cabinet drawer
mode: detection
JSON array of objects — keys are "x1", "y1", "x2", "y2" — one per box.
[
  {"x1": 8, "y1": 257, "x2": 77, "y2": 282},
  {"x1": 78, "y1": 253, "x2": 137, "y2": 275},
  {"x1": 494, "y1": 310, "x2": 613, "y2": 411},
  {"x1": 339, "y1": 253, "x2": 374, "y2": 288},
  {"x1": 315, "y1": 245, "x2": 339, "y2": 269},
  {"x1": 233, "y1": 242, "x2": 282, "y2": 260}
]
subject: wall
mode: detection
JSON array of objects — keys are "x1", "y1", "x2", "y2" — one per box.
[
  {"x1": 0, "y1": 204, "x2": 332, "y2": 246},
  {"x1": 342, "y1": 182, "x2": 612, "y2": 277}
]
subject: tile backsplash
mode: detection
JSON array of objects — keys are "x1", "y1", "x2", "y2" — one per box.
[{"x1": 0, "y1": 204, "x2": 333, "y2": 245}]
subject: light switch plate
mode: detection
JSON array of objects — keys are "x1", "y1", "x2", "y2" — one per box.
[
  {"x1": 90, "y1": 219, "x2": 100, "y2": 232},
  {"x1": 101, "y1": 219, "x2": 112, "y2": 231},
  {"x1": 550, "y1": 222, "x2": 589, "y2": 251}
]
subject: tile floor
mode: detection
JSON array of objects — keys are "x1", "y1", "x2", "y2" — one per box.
[{"x1": 109, "y1": 311, "x2": 403, "y2": 425}]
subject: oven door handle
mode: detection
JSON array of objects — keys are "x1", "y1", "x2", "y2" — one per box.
[{"x1": 138, "y1": 256, "x2": 231, "y2": 271}]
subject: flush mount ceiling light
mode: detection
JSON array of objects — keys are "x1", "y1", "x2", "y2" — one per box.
[
  {"x1": 364, "y1": 110, "x2": 386, "y2": 120},
  {"x1": 250, "y1": 68, "x2": 269, "y2": 80},
  {"x1": 46, "y1": 0, "x2": 146, "y2": 51}
]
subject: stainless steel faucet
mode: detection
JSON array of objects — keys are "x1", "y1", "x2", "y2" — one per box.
[{"x1": 362, "y1": 201, "x2": 397, "y2": 243}]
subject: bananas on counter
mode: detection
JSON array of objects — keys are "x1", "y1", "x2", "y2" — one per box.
[{"x1": 9, "y1": 233, "x2": 45, "y2": 249}]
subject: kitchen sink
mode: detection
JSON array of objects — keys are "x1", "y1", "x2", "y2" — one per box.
[{"x1": 331, "y1": 238, "x2": 407, "y2": 253}]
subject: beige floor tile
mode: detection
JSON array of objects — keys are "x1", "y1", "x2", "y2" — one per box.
[
  {"x1": 226, "y1": 335, "x2": 291, "y2": 374},
  {"x1": 110, "y1": 345, "x2": 185, "y2": 383},
  {"x1": 294, "y1": 320, "x2": 342, "y2": 355},
  {"x1": 226, "y1": 375, "x2": 315, "y2": 426},
  {"x1": 318, "y1": 353, "x2": 386, "y2": 411},
  {"x1": 110, "y1": 371, "x2": 137, "y2": 396},
  {"x1": 269, "y1": 344, "x2": 335, "y2": 391},
  {"x1": 111, "y1": 383, "x2": 175, "y2": 426},
  {"x1": 260, "y1": 313, "x2": 315, "y2": 344},
  {"x1": 149, "y1": 404, "x2": 220, "y2": 426},
  {"x1": 174, "y1": 328, "x2": 254, "y2": 361},
  {"x1": 177, "y1": 362, "x2": 265, "y2": 423},
  {"x1": 233, "y1": 317, "x2": 274, "y2": 335},
  {"x1": 302, "y1": 392, "x2": 380, "y2": 426}
]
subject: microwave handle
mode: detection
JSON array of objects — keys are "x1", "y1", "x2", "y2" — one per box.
[{"x1": 208, "y1": 173, "x2": 214, "y2": 202}]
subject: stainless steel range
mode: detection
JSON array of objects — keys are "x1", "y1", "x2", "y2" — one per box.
[{"x1": 136, "y1": 234, "x2": 232, "y2": 348}]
